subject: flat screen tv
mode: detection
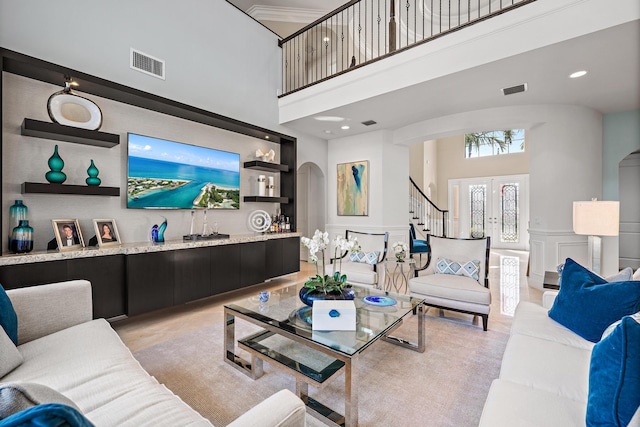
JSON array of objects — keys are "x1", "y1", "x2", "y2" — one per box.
[{"x1": 127, "y1": 133, "x2": 240, "y2": 209}]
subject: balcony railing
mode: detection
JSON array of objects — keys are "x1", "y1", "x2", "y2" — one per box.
[{"x1": 279, "y1": 0, "x2": 536, "y2": 96}]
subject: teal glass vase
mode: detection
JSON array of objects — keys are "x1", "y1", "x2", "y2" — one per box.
[
  {"x1": 8, "y1": 200, "x2": 28, "y2": 250},
  {"x1": 10, "y1": 220, "x2": 34, "y2": 254},
  {"x1": 86, "y1": 159, "x2": 101, "y2": 186},
  {"x1": 157, "y1": 217, "x2": 167, "y2": 243},
  {"x1": 45, "y1": 145, "x2": 67, "y2": 184}
]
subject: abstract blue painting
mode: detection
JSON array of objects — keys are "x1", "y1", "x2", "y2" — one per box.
[{"x1": 337, "y1": 160, "x2": 368, "y2": 216}]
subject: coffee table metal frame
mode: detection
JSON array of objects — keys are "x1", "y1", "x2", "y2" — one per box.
[{"x1": 224, "y1": 285, "x2": 425, "y2": 427}]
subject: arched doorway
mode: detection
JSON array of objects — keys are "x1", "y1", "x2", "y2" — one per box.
[
  {"x1": 619, "y1": 150, "x2": 640, "y2": 270},
  {"x1": 297, "y1": 162, "x2": 326, "y2": 261}
]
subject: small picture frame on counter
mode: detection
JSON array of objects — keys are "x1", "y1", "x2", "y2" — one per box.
[
  {"x1": 93, "y1": 219, "x2": 120, "y2": 247},
  {"x1": 52, "y1": 219, "x2": 84, "y2": 251}
]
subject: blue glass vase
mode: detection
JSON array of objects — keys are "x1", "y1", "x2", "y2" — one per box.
[
  {"x1": 10, "y1": 220, "x2": 34, "y2": 254},
  {"x1": 151, "y1": 217, "x2": 167, "y2": 243},
  {"x1": 8, "y1": 200, "x2": 28, "y2": 251}
]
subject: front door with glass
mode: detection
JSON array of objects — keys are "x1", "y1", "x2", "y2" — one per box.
[{"x1": 448, "y1": 174, "x2": 529, "y2": 250}]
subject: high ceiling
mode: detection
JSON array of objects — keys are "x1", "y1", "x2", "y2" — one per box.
[
  {"x1": 281, "y1": 20, "x2": 640, "y2": 140},
  {"x1": 226, "y1": 0, "x2": 342, "y2": 37},
  {"x1": 229, "y1": 0, "x2": 343, "y2": 11},
  {"x1": 228, "y1": 1, "x2": 640, "y2": 141}
]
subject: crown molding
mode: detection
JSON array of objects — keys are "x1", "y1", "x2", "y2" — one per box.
[{"x1": 246, "y1": 5, "x2": 330, "y2": 24}]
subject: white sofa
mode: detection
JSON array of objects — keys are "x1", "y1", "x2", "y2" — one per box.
[
  {"x1": 479, "y1": 291, "x2": 640, "y2": 426},
  {"x1": 1, "y1": 280, "x2": 306, "y2": 426}
]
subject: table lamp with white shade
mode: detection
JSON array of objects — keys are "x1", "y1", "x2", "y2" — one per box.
[{"x1": 572, "y1": 199, "x2": 619, "y2": 275}]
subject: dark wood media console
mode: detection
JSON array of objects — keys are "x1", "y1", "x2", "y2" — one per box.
[{"x1": 0, "y1": 236, "x2": 300, "y2": 319}]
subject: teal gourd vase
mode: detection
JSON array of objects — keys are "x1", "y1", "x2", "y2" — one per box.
[
  {"x1": 45, "y1": 145, "x2": 67, "y2": 184},
  {"x1": 86, "y1": 159, "x2": 101, "y2": 186}
]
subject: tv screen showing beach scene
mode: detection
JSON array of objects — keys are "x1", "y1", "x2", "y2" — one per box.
[{"x1": 127, "y1": 133, "x2": 240, "y2": 209}]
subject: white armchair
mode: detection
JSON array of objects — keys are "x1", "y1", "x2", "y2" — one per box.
[
  {"x1": 326, "y1": 230, "x2": 389, "y2": 288},
  {"x1": 409, "y1": 235, "x2": 491, "y2": 330}
]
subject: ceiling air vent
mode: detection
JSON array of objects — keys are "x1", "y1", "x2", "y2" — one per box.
[
  {"x1": 502, "y1": 83, "x2": 527, "y2": 96},
  {"x1": 130, "y1": 48, "x2": 165, "y2": 80},
  {"x1": 361, "y1": 120, "x2": 377, "y2": 126}
]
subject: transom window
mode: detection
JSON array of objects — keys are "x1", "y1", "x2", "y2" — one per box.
[{"x1": 465, "y1": 129, "x2": 525, "y2": 158}]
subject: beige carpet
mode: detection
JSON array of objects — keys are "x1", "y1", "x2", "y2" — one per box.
[{"x1": 131, "y1": 307, "x2": 509, "y2": 427}]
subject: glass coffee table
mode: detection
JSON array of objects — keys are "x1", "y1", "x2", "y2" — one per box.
[{"x1": 224, "y1": 284, "x2": 425, "y2": 427}]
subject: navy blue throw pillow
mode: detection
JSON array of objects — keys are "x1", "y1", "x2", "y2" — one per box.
[
  {"x1": 0, "y1": 284, "x2": 18, "y2": 345},
  {"x1": 548, "y1": 258, "x2": 640, "y2": 342},
  {"x1": 586, "y1": 316, "x2": 640, "y2": 427}
]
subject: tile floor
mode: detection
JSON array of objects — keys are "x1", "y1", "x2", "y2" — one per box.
[{"x1": 113, "y1": 248, "x2": 541, "y2": 351}]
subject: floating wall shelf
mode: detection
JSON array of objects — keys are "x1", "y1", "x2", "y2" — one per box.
[
  {"x1": 22, "y1": 182, "x2": 120, "y2": 196},
  {"x1": 243, "y1": 161, "x2": 289, "y2": 172},
  {"x1": 21, "y1": 118, "x2": 120, "y2": 148},
  {"x1": 243, "y1": 196, "x2": 289, "y2": 203}
]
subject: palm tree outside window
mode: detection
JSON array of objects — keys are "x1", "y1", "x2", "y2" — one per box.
[{"x1": 465, "y1": 129, "x2": 525, "y2": 158}]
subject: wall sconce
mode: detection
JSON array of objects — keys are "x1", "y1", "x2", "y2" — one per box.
[{"x1": 573, "y1": 199, "x2": 619, "y2": 274}]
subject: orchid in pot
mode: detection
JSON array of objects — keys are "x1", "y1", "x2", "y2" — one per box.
[
  {"x1": 392, "y1": 241, "x2": 409, "y2": 261},
  {"x1": 300, "y1": 230, "x2": 360, "y2": 306}
]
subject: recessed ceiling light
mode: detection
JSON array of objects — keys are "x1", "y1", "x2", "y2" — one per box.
[
  {"x1": 569, "y1": 70, "x2": 588, "y2": 78},
  {"x1": 324, "y1": 130, "x2": 332, "y2": 134},
  {"x1": 314, "y1": 116, "x2": 345, "y2": 122},
  {"x1": 341, "y1": 125, "x2": 350, "y2": 130},
  {"x1": 264, "y1": 135, "x2": 270, "y2": 139}
]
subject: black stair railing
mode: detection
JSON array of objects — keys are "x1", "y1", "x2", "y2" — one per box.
[
  {"x1": 410, "y1": 176, "x2": 448, "y2": 237},
  {"x1": 279, "y1": 0, "x2": 537, "y2": 96}
]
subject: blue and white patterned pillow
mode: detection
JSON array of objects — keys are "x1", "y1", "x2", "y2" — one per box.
[
  {"x1": 435, "y1": 257, "x2": 480, "y2": 281},
  {"x1": 349, "y1": 251, "x2": 380, "y2": 265}
]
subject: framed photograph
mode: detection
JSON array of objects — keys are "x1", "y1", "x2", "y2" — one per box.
[
  {"x1": 337, "y1": 160, "x2": 369, "y2": 216},
  {"x1": 93, "y1": 219, "x2": 120, "y2": 247},
  {"x1": 52, "y1": 219, "x2": 84, "y2": 251}
]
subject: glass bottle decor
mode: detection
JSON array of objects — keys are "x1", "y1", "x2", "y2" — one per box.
[
  {"x1": 8, "y1": 200, "x2": 28, "y2": 250},
  {"x1": 157, "y1": 217, "x2": 167, "y2": 243},
  {"x1": 45, "y1": 145, "x2": 67, "y2": 184},
  {"x1": 151, "y1": 217, "x2": 168, "y2": 243},
  {"x1": 10, "y1": 220, "x2": 34, "y2": 254},
  {"x1": 85, "y1": 159, "x2": 101, "y2": 186}
]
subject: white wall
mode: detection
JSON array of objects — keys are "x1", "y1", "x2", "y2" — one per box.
[
  {"x1": 434, "y1": 134, "x2": 529, "y2": 209},
  {"x1": 279, "y1": 0, "x2": 639, "y2": 124},
  {"x1": 0, "y1": 0, "x2": 330, "y2": 251},
  {"x1": 327, "y1": 130, "x2": 408, "y2": 247},
  {"x1": 0, "y1": 0, "x2": 282, "y2": 129},
  {"x1": 409, "y1": 142, "x2": 424, "y2": 190},
  {"x1": 2, "y1": 74, "x2": 284, "y2": 250},
  {"x1": 391, "y1": 104, "x2": 607, "y2": 285}
]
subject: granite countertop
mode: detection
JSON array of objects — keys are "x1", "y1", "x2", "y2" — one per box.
[{"x1": 0, "y1": 232, "x2": 300, "y2": 266}]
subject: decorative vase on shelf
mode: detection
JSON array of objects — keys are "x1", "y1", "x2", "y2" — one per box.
[
  {"x1": 85, "y1": 159, "x2": 101, "y2": 186},
  {"x1": 152, "y1": 217, "x2": 168, "y2": 244},
  {"x1": 45, "y1": 145, "x2": 66, "y2": 184},
  {"x1": 8, "y1": 199, "x2": 28, "y2": 250},
  {"x1": 10, "y1": 220, "x2": 34, "y2": 254}
]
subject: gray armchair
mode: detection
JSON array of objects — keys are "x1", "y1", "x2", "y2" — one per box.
[{"x1": 409, "y1": 235, "x2": 491, "y2": 330}]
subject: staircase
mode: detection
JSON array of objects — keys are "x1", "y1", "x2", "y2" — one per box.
[{"x1": 409, "y1": 177, "x2": 448, "y2": 238}]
